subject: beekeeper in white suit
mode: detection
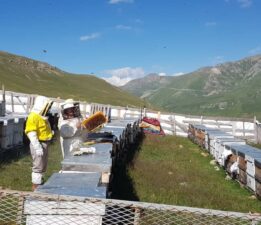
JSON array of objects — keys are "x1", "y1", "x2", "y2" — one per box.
[
  {"x1": 25, "y1": 96, "x2": 54, "y2": 191},
  {"x1": 58, "y1": 99, "x2": 83, "y2": 157}
]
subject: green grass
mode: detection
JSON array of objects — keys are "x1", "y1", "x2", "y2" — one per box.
[
  {"x1": 1, "y1": 132, "x2": 261, "y2": 214},
  {"x1": 129, "y1": 134, "x2": 261, "y2": 213},
  {"x1": 0, "y1": 137, "x2": 62, "y2": 191}
]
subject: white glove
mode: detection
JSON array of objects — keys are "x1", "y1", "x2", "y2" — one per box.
[{"x1": 27, "y1": 131, "x2": 44, "y2": 157}]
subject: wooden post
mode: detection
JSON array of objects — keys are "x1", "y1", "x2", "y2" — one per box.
[
  {"x1": 11, "y1": 92, "x2": 14, "y2": 113},
  {"x1": 173, "y1": 115, "x2": 176, "y2": 135},
  {"x1": 143, "y1": 107, "x2": 146, "y2": 118},
  {"x1": 26, "y1": 95, "x2": 30, "y2": 113},
  {"x1": 254, "y1": 116, "x2": 258, "y2": 144},
  {"x1": 83, "y1": 101, "x2": 87, "y2": 116},
  {"x1": 232, "y1": 122, "x2": 236, "y2": 137},
  {"x1": 16, "y1": 194, "x2": 25, "y2": 224},
  {"x1": 30, "y1": 95, "x2": 35, "y2": 112},
  {"x1": 133, "y1": 207, "x2": 141, "y2": 225},
  {"x1": 27, "y1": 95, "x2": 34, "y2": 113},
  {"x1": 2, "y1": 84, "x2": 5, "y2": 102},
  {"x1": 242, "y1": 121, "x2": 245, "y2": 139},
  {"x1": 117, "y1": 108, "x2": 121, "y2": 119},
  {"x1": 2, "y1": 85, "x2": 5, "y2": 116}
]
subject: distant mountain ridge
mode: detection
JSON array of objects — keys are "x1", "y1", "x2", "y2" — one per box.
[
  {"x1": 120, "y1": 73, "x2": 173, "y2": 98},
  {"x1": 0, "y1": 51, "x2": 145, "y2": 107},
  {"x1": 121, "y1": 55, "x2": 261, "y2": 119}
]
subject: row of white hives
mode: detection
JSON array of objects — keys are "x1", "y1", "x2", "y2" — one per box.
[
  {"x1": 0, "y1": 115, "x2": 26, "y2": 152},
  {"x1": 35, "y1": 119, "x2": 142, "y2": 199},
  {"x1": 0, "y1": 89, "x2": 258, "y2": 142},
  {"x1": 189, "y1": 124, "x2": 261, "y2": 198},
  {"x1": 27, "y1": 119, "x2": 141, "y2": 224}
]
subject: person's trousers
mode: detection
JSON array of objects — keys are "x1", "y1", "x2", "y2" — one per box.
[{"x1": 30, "y1": 142, "x2": 49, "y2": 184}]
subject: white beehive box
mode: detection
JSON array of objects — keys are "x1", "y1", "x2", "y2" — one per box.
[
  {"x1": 216, "y1": 139, "x2": 246, "y2": 166},
  {"x1": 0, "y1": 115, "x2": 26, "y2": 150},
  {"x1": 246, "y1": 173, "x2": 256, "y2": 191},
  {"x1": 24, "y1": 200, "x2": 105, "y2": 225},
  {"x1": 13, "y1": 116, "x2": 26, "y2": 146},
  {"x1": 0, "y1": 117, "x2": 14, "y2": 150}
]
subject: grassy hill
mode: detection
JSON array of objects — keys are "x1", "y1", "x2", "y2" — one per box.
[
  {"x1": 0, "y1": 51, "x2": 145, "y2": 107},
  {"x1": 121, "y1": 55, "x2": 261, "y2": 119}
]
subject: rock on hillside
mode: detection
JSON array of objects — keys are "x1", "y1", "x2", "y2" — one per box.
[{"x1": 203, "y1": 55, "x2": 261, "y2": 95}]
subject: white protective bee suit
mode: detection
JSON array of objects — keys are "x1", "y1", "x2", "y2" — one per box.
[
  {"x1": 25, "y1": 96, "x2": 53, "y2": 190},
  {"x1": 58, "y1": 99, "x2": 84, "y2": 158}
]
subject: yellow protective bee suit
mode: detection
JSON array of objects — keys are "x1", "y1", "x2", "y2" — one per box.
[
  {"x1": 25, "y1": 96, "x2": 53, "y2": 190},
  {"x1": 25, "y1": 112, "x2": 53, "y2": 141}
]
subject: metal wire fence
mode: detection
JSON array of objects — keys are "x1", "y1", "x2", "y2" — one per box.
[{"x1": 1, "y1": 190, "x2": 261, "y2": 225}]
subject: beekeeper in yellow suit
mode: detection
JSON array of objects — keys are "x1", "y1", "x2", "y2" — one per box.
[
  {"x1": 58, "y1": 99, "x2": 83, "y2": 158},
  {"x1": 25, "y1": 96, "x2": 53, "y2": 191}
]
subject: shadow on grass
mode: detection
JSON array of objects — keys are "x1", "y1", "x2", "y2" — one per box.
[
  {"x1": 0, "y1": 145, "x2": 30, "y2": 165},
  {"x1": 110, "y1": 132, "x2": 145, "y2": 201}
]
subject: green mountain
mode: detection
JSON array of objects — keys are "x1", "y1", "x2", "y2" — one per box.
[
  {"x1": 0, "y1": 51, "x2": 144, "y2": 107},
  {"x1": 121, "y1": 55, "x2": 261, "y2": 119},
  {"x1": 121, "y1": 73, "x2": 173, "y2": 98}
]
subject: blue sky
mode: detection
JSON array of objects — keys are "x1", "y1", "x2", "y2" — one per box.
[{"x1": 0, "y1": 0, "x2": 261, "y2": 86}]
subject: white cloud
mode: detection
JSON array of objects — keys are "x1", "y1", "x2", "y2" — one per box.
[
  {"x1": 115, "y1": 25, "x2": 132, "y2": 30},
  {"x1": 80, "y1": 33, "x2": 101, "y2": 41},
  {"x1": 238, "y1": 0, "x2": 252, "y2": 8},
  {"x1": 108, "y1": 0, "x2": 134, "y2": 4},
  {"x1": 205, "y1": 22, "x2": 217, "y2": 27},
  {"x1": 159, "y1": 72, "x2": 166, "y2": 76},
  {"x1": 249, "y1": 46, "x2": 261, "y2": 55},
  {"x1": 103, "y1": 76, "x2": 132, "y2": 86},
  {"x1": 225, "y1": 0, "x2": 253, "y2": 8},
  {"x1": 173, "y1": 72, "x2": 184, "y2": 76},
  {"x1": 102, "y1": 67, "x2": 145, "y2": 86}
]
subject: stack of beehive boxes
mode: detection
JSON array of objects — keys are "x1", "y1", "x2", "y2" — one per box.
[
  {"x1": 188, "y1": 123, "x2": 261, "y2": 198},
  {"x1": 0, "y1": 116, "x2": 26, "y2": 151},
  {"x1": 0, "y1": 99, "x2": 26, "y2": 152}
]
